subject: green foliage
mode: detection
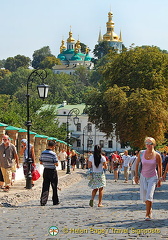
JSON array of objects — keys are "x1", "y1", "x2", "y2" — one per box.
[
  {"x1": 0, "y1": 68, "x2": 30, "y2": 95},
  {"x1": 32, "y1": 107, "x2": 67, "y2": 140},
  {"x1": 86, "y1": 46, "x2": 168, "y2": 148},
  {"x1": 0, "y1": 59, "x2": 6, "y2": 68},
  {"x1": 4, "y1": 55, "x2": 31, "y2": 72},
  {"x1": 102, "y1": 46, "x2": 168, "y2": 90},
  {"x1": 0, "y1": 95, "x2": 24, "y2": 126},
  {"x1": 93, "y1": 41, "x2": 115, "y2": 59},
  {"x1": 39, "y1": 56, "x2": 61, "y2": 69},
  {"x1": 32, "y1": 46, "x2": 53, "y2": 69},
  {"x1": 0, "y1": 69, "x2": 11, "y2": 79}
]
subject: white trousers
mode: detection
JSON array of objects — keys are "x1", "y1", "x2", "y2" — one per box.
[{"x1": 140, "y1": 174, "x2": 158, "y2": 202}]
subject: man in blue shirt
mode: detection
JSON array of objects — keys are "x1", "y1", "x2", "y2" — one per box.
[{"x1": 40, "y1": 141, "x2": 59, "y2": 206}]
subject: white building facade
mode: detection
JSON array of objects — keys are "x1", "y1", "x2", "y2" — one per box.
[{"x1": 42, "y1": 102, "x2": 130, "y2": 155}]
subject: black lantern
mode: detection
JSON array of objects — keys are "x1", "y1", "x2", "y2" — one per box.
[{"x1": 37, "y1": 83, "x2": 49, "y2": 100}]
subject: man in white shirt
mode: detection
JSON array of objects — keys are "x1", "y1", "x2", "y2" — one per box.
[
  {"x1": 122, "y1": 150, "x2": 131, "y2": 183},
  {"x1": 130, "y1": 151, "x2": 138, "y2": 184},
  {"x1": 58, "y1": 149, "x2": 67, "y2": 170}
]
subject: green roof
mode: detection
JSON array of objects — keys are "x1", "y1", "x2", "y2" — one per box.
[
  {"x1": 47, "y1": 137, "x2": 58, "y2": 141},
  {"x1": 57, "y1": 53, "x2": 67, "y2": 61},
  {"x1": 6, "y1": 126, "x2": 20, "y2": 131},
  {"x1": 39, "y1": 103, "x2": 86, "y2": 116},
  {"x1": 0, "y1": 122, "x2": 8, "y2": 127},
  {"x1": 70, "y1": 53, "x2": 82, "y2": 61},
  {"x1": 63, "y1": 49, "x2": 75, "y2": 54},
  {"x1": 18, "y1": 128, "x2": 27, "y2": 133},
  {"x1": 84, "y1": 54, "x2": 92, "y2": 61},
  {"x1": 35, "y1": 134, "x2": 48, "y2": 138}
]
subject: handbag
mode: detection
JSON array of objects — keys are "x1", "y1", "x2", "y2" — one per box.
[
  {"x1": 138, "y1": 150, "x2": 144, "y2": 176},
  {"x1": 32, "y1": 168, "x2": 40, "y2": 181},
  {"x1": 86, "y1": 168, "x2": 93, "y2": 180}
]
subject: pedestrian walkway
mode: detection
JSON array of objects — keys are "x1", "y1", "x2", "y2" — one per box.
[{"x1": 0, "y1": 171, "x2": 168, "y2": 240}]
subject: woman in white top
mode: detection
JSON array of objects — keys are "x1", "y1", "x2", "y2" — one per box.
[{"x1": 88, "y1": 145, "x2": 107, "y2": 207}]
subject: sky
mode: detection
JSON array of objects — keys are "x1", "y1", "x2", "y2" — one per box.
[{"x1": 0, "y1": 0, "x2": 168, "y2": 60}]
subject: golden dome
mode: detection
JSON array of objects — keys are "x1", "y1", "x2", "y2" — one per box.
[
  {"x1": 67, "y1": 30, "x2": 75, "y2": 43},
  {"x1": 60, "y1": 40, "x2": 66, "y2": 53}
]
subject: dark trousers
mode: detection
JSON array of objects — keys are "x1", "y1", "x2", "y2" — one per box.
[
  {"x1": 40, "y1": 168, "x2": 59, "y2": 205},
  {"x1": 61, "y1": 161, "x2": 65, "y2": 170}
]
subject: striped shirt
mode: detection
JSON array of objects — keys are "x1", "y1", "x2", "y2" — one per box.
[{"x1": 40, "y1": 149, "x2": 58, "y2": 169}]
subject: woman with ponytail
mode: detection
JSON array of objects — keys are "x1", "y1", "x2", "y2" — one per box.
[{"x1": 88, "y1": 145, "x2": 107, "y2": 207}]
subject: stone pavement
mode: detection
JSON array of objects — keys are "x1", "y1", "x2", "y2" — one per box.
[{"x1": 0, "y1": 169, "x2": 168, "y2": 240}]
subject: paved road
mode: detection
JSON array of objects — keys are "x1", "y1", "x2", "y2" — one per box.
[{"x1": 0, "y1": 170, "x2": 168, "y2": 240}]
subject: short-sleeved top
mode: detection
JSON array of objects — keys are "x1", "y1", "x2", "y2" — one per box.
[
  {"x1": 40, "y1": 149, "x2": 58, "y2": 169},
  {"x1": 58, "y1": 151, "x2": 67, "y2": 161},
  {"x1": 130, "y1": 156, "x2": 138, "y2": 171},
  {"x1": 122, "y1": 155, "x2": 131, "y2": 167},
  {"x1": 0, "y1": 143, "x2": 17, "y2": 168},
  {"x1": 89, "y1": 155, "x2": 106, "y2": 173}
]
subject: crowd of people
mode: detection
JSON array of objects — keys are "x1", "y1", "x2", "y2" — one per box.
[
  {"x1": 87, "y1": 137, "x2": 168, "y2": 221},
  {"x1": 0, "y1": 134, "x2": 167, "y2": 220}
]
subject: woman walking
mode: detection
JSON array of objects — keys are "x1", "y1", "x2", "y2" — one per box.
[
  {"x1": 135, "y1": 137, "x2": 162, "y2": 221},
  {"x1": 70, "y1": 150, "x2": 77, "y2": 171},
  {"x1": 88, "y1": 145, "x2": 107, "y2": 207}
]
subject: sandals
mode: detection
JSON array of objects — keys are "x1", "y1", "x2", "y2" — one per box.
[
  {"x1": 89, "y1": 200, "x2": 93, "y2": 207},
  {"x1": 3, "y1": 186, "x2": 10, "y2": 192},
  {"x1": 145, "y1": 217, "x2": 151, "y2": 221},
  {"x1": 98, "y1": 204, "x2": 104, "y2": 207}
]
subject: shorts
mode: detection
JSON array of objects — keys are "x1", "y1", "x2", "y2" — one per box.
[{"x1": 140, "y1": 174, "x2": 158, "y2": 202}]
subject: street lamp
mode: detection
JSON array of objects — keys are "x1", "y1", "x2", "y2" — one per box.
[
  {"x1": 66, "y1": 108, "x2": 80, "y2": 174},
  {"x1": 82, "y1": 124, "x2": 88, "y2": 157},
  {"x1": 26, "y1": 69, "x2": 49, "y2": 189}
]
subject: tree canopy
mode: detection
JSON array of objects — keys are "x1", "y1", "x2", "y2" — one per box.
[
  {"x1": 85, "y1": 46, "x2": 168, "y2": 148},
  {"x1": 32, "y1": 46, "x2": 54, "y2": 69},
  {"x1": 4, "y1": 55, "x2": 31, "y2": 72}
]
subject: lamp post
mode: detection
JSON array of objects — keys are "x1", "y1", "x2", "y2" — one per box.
[
  {"x1": 26, "y1": 69, "x2": 49, "y2": 189},
  {"x1": 82, "y1": 124, "x2": 88, "y2": 157},
  {"x1": 66, "y1": 108, "x2": 80, "y2": 174}
]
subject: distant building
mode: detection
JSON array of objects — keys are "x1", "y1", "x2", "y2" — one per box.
[
  {"x1": 98, "y1": 11, "x2": 123, "y2": 52},
  {"x1": 53, "y1": 29, "x2": 94, "y2": 75},
  {"x1": 40, "y1": 101, "x2": 130, "y2": 154}
]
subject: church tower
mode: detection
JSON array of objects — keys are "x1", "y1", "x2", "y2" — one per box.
[
  {"x1": 53, "y1": 28, "x2": 94, "y2": 75},
  {"x1": 98, "y1": 11, "x2": 123, "y2": 52}
]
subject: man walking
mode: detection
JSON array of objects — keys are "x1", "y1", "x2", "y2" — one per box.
[
  {"x1": 0, "y1": 135, "x2": 19, "y2": 192},
  {"x1": 58, "y1": 148, "x2": 67, "y2": 170},
  {"x1": 40, "y1": 141, "x2": 59, "y2": 206},
  {"x1": 122, "y1": 150, "x2": 131, "y2": 183}
]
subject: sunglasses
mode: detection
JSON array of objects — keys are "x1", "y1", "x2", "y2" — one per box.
[
  {"x1": 145, "y1": 142, "x2": 153, "y2": 145},
  {"x1": 2, "y1": 139, "x2": 8, "y2": 141}
]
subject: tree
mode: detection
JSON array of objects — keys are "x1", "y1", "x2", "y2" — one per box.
[
  {"x1": 39, "y1": 56, "x2": 61, "y2": 69},
  {"x1": 0, "y1": 69, "x2": 11, "y2": 79},
  {"x1": 32, "y1": 46, "x2": 53, "y2": 69},
  {"x1": 73, "y1": 66, "x2": 91, "y2": 86},
  {"x1": 86, "y1": 46, "x2": 168, "y2": 148},
  {"x1": 0, "y1": 95, "x2": 24, "y2": 126},
  {"x1": 93, "y1": 41, "x2": 114, "y2": 59},
  {"x1": 0, "y1": 68, "x2": 30, "y2": 95},
  {"x1": 102, "y1": 46, "x2": 168, "y2": 90},
  {"x1": 32, "y1": 107, "x2": 67, "y2": 140},
  {"x1": 4, "y1": 55, "x2": 31, "y2": 72},
  {"x1": 0, "y1": 59, "x2": 6, "y2": 68}
]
